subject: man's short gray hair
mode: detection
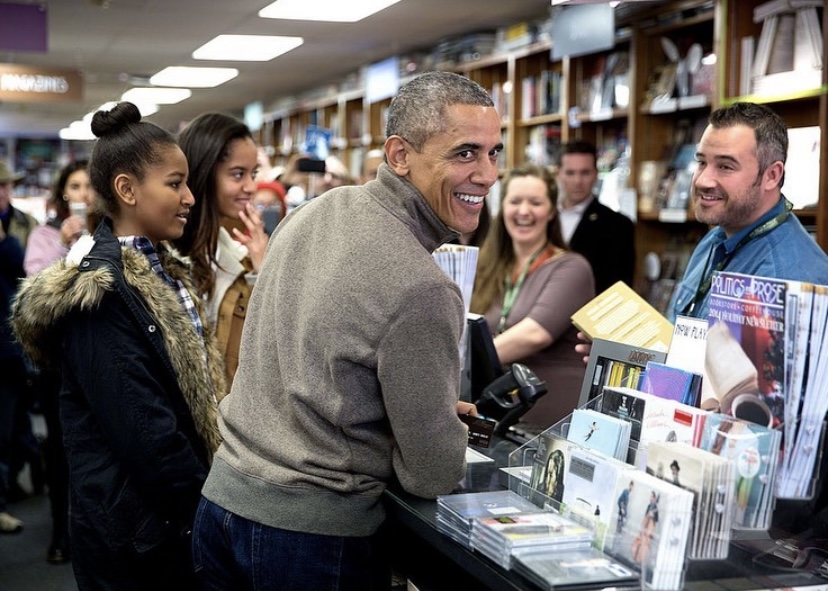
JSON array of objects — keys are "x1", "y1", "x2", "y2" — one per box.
[{"x1": 386, "y1": 71, "x2": 494, "y2": 152}]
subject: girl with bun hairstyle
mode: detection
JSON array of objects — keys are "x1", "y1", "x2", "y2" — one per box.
[{"x1": 11, "y1": 102, "x2": 224, "y2": 590}]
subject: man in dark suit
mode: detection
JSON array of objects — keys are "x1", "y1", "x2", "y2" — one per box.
[{"x1": 557, "y1": 141, "x2": 635, "y2": 294}]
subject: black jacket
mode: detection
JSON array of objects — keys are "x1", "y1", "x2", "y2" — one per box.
[
  {"x1": 12, "y1": 220, "x2": 224, "y2": 589},
  {"x1": 568, "y1": 198, "x2": 636, "y2": 294}
]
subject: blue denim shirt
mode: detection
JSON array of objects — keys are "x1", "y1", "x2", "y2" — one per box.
[{"x1": 668, "y1": 197, "x2": 828, "y2": 323}]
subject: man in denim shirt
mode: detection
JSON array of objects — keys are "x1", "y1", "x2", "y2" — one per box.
[{"x1": 668, "y1": 102, "x2": 828, "y2": 323}]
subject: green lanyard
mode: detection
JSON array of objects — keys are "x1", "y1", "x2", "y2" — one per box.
[
  {"x1": 682, "y1": 198, "x2": 793, "y2": 317},
  {"x1": 498, "y1": 245, "x2": 546, "y2": 334}
]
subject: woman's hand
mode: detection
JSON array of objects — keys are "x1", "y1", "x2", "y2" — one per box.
[
  {"x1": 232, "y1": 203, "x2": 269, "y2": 271},
  {"x1": 575, "y1": 331, "x2": 592, "y2": 365},
  {"x1": 60, "y1": 215, "x2": 86, "y2": 247}
]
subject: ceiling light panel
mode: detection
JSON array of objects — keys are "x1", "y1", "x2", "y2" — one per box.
[
  {"x1": 150, "y1": 67, "x2": 239, "y2": 88},
  {"x1": 258, "y1": 0, "x2": 402, "y2": 22},
  {"x1": 193, "y1": 35, "x2": 303, "y2": 62},
  {"x1": 121, "y1": 87, "x2": 191, "y2": 105}
]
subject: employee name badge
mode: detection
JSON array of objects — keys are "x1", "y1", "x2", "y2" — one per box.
[{"x1": 460, "y1": 414, "x2": 497, "y2": 448}]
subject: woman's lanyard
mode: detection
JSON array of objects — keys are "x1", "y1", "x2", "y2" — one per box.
[
  {"x1": 681, "y1": 198, "x2": 793, "y2": 317},
  {"x1": 498, "y1": 244, "x2": 547, "y2": 334}
]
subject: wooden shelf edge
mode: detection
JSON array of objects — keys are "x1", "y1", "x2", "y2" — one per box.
[
  {"x1": 517, "y1": 113, "x2": 564, "y2": 127},
  {"x1": 722, "y1": 86, "x2": 828, "y2": 105}
]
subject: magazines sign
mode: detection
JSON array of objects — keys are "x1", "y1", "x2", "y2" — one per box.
[{"x1": 0, "y1": 64, "x2": 83, "y2": 103}]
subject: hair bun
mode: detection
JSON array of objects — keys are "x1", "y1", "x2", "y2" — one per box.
[{"x1": 91, "y1": 101, "x2": 142, "y2": 138}]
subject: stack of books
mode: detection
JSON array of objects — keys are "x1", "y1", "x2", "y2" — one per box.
[{"x1": 435, "y1": 489, "x2": 538, "y2": 549}]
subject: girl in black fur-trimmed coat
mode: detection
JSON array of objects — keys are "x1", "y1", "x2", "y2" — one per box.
[{"x1": 11, "y1": 102, "x2": 225, "y2": 591}]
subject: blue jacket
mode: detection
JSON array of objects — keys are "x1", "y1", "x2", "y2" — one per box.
[{"x1": 668, "y1": 197, "x2": 828, "y2": 322}]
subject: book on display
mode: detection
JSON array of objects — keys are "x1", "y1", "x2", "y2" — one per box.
[{"x1": 705, "y1": 271, "x2": 828, "y2": 500}]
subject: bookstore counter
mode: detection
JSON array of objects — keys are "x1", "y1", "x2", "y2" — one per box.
[{"x1": 382, "y1": 437, "x2": 828, "y2": 591}]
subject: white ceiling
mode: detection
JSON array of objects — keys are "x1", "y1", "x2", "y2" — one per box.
[{"x1": 0, "y1": 0, "x2": 556, "y2": 138}]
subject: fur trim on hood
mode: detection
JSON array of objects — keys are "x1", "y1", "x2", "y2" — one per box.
[{"x1": 11, "y1": 238, "x2": 225, "y2": 458}]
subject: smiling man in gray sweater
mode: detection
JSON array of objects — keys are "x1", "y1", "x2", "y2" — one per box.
[{"x1": 192, "y1": 71, "x2": 504, "y2": 591}]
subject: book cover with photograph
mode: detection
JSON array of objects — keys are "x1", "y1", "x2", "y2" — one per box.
[{"x1": 705, "y1": 271, "x2": 787, "y2": 428}]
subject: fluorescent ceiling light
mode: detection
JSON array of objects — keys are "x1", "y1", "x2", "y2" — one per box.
[
  {"x1": 259, "y1": 0, "x2": 401, "y2": 22},
  {"x1": 59, "y1": 121, "x2": 96, "y2": 141},
  {"x1": 150, "y1": 66, "x2": 239, "y2": 88},
  {"x1": 122, "y1": 87, "x2": 191, "y2": 105},
  {"x1": 193, "y1": 35, "x2": 303, "y2": 62}
]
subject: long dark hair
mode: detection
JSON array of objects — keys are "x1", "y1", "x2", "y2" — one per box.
[
  {"x1": 174, "y1": 112, "x2": 253, "y2": 298},
  {"x1": 49, "y1": 160, "x2": 88, "y2": 221}
]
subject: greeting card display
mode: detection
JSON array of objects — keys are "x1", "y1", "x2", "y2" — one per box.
[
  {"x1": 599, "y1": 386, "x2": 708, "y2": 466},
  {"x1": 566, "y1": 408, "x2": 631, "y2": 461},
  {"x1": 605, "y1": 468, "x2": 693, "y2": 591},
  {"x1": 560, "y1": 444, "x2": 636, "y2": 550},
  {"x1": 697, "y1": 414, "x2": 781, "y2": 530},
  {"x1": 644, "y1": 441, "x2": 734, "y2": 560}
]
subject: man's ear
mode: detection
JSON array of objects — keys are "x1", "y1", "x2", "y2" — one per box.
[
  {"x1": 114, "y1": 174, "x2": 135, "y2": 206},
  {"x1": 385, "y1": 136, "x2": 411, "y2": 177},
  {"x1": 763, "y1": 160, "x2": 784, "y2": 191}
]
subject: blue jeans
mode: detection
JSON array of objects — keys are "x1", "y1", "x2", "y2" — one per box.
[{"x1": 192, "y1": 497, "x2": 391, "y2": 591}]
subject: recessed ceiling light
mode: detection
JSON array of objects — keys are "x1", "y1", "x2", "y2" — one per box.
[
  {"x1": 122, "y1": 87, "x2": 191, "y2": 105},
  {"x1": 193, "y1": 35, "x2": 303, "y2": 62},
  {"x1": 258, "y1": 0, "x2": 402, "y2": 22},
  {"x1": 150, "y1": 66, "x2": 239, "y2": 88}
]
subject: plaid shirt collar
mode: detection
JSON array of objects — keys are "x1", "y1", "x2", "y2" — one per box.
[{"x1": 118, "y1": 236, "x2": 203, "y2": 338}]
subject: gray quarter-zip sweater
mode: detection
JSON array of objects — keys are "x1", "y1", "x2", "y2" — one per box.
[{"x1": 203, "y1": 163, "x2": 469, "y2": 536}]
